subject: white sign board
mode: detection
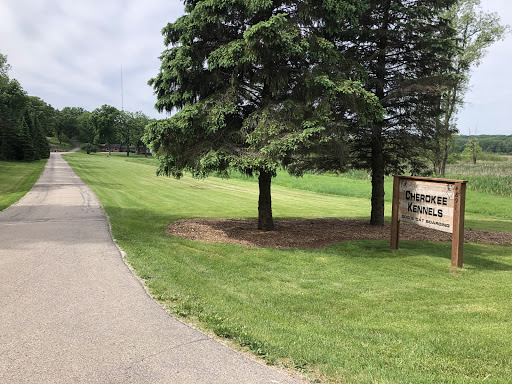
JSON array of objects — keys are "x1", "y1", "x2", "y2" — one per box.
[{"x1": 398, "y1": 179, "x2": 455, "y2": 233}]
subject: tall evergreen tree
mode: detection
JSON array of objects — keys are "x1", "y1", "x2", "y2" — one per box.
[
  {"x1": 0, "y1": 59, "x2": 9, "y2": 160},
  {"x1": 1, "y1": 75, "x2": 29, "y2": 161},
  {"x1": 145, "y1": 0, "x2": 382, "y2": 230},
  {"x1": 32, "y1": 114, "x2": 50, "y2": 159},
  {"x1": 1, "y1": 52, "x2": 51, "y2": 160},
  {"x1": 19, "y1": 113, "x2": 36, "y2": 161},
  {"x1": 336, "y1": 0, "x2": 457, "y2": 225}
]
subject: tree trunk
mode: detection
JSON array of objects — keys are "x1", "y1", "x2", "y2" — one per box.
[
  {"x1": 440, "y1": 136, "x2": 449, "y2": 177},
  {"x1": 440, "y1": 76, "x2": 460, "y2": 178},
  {"x1": 369, "y1": 0, "x2": 390, "y2": 226},
  {"x1": 258, "y1": 170, "x2": 274, "y2": 231},
  {"x1": 370, "y1": 123, "x2": 385, "y2": 226}
]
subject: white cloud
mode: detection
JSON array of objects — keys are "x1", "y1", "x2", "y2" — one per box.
[
  {"x1": 1, "y1": 0, "x2": 183, "y2": 116},
  {"x1": 1, "y1": 0, "x2": 511, "y2": 134}
]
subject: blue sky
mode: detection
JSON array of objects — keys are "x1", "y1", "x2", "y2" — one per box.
[{"x1": 0, "y1": 0, "x2": 510, "y2": 135}]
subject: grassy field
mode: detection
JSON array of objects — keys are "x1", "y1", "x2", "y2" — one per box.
[
  {"x1": 229, "y1": 162, "x2": 512, "y2": 232},
  {"x1": 47, "y1": 136, "x2": 76, "y2": 152},
  {"x1": 0, "y1": 159, "x2": 47, "y2": 211},
  {"x1": 446, "y1": 159, "x2": 512, "y2": 197},
  {"x1": 63, "y1": 152, "x2": 512, "y2": 384}
]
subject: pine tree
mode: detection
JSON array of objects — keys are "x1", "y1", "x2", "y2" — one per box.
[
  {"x1": 1, "y1": 52, "x2": 54, "y2": 160},
  {"x1": 33, "y1": 114, "x2": 50, "y2": 159},
  {"x1": 336, "y1": 0, "x2": 457, "y2": 225},
  {"x1": 146, "y1": 0, "x2": 382, "y2": 230},
  {"x1": 19, "y1": 115, "x2": 36, "y2": 161}
]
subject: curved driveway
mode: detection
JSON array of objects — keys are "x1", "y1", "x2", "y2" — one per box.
[{"x1": 0, "y1": 153, "x2": 301, "y2": 384}]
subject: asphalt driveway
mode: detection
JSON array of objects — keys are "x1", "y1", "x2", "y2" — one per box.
[{"x1": 0, "y1": 152, "x2": 302, "y2": 384}]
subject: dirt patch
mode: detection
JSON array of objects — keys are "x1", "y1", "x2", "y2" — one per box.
[{"x1": 167, "y1": 218, "x2": 512, "y2": 249}]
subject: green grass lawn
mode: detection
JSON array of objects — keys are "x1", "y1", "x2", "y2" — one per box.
[
  {"x1": 0, "y1": 159, "x2": 47, "y2": 211},
  {"x1": 47, "y1": 136, "x2": 76, "y2": 152},
  {"x1": 230, "y1": 166, "x2": 512, "y2": 232},
  {"x1": 64, "y1": 152, "x2": 512, "y2": 384}
]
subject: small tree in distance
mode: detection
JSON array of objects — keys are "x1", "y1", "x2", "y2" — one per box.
[{"x1": 462, "y1": 137, "x2": 482, "y2": 164}]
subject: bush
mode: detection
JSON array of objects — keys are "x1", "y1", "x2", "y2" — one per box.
[
  {"x1": 458, "y1": 152, "x2": 508, "y2": 163},
  {"x1": 80, "y1": 143, "x2": 97, "y2": 154},
  {"x1": 479, "y1": 152, "x2": 508, "y2": 162}
]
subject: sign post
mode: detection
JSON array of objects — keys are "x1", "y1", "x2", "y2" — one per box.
[{"x1": 390, "y1": 176, "x2": 467, "y2": 268}]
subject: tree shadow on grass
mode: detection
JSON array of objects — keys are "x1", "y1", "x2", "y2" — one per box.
[{"x1": 329, "y1": 240, "x2": 512, "y2": 272}]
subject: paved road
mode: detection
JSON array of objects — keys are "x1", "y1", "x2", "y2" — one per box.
[{"x1": 0, "y1": 153, "x2": 302, "y2": 384}]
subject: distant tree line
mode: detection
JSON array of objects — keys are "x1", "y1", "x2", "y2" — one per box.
[
  {"x1": 1, "y1": 51, "x2": 152, "y2": 161},
  {"x1": 58, "y1": 105, "x2": 151, "y2": 156},
  {"x1": 454, "y1": 135, "x2": 512, "y2": 155}
]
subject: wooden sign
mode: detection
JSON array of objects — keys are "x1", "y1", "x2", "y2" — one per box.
[
  {"x1": 391, "y1": 176, "x2": 467, "y2": 268},
  {"x1": 398, "y1": 179, "x2": 454, "y2": 233}
]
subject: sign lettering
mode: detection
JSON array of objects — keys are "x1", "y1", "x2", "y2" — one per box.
[{"x1": 398, "y1": 179, "x2": 454, "y2": 233}]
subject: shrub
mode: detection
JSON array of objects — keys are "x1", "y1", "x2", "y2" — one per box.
[{"x1": 80, "y1": 143, "x2": 97, "y2": 154}]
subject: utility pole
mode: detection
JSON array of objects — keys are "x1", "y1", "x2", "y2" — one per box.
[
  {"x1": 121, "y1": 64, "x2": 124, "y2": 112},
  {"x1": 121, "y1": 64, "x2": 129, "y2": 156}
]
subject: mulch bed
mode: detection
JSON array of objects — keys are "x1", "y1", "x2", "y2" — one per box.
[{"x1": 167, "y1": 218, "x2": 512, "y2": 249}]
